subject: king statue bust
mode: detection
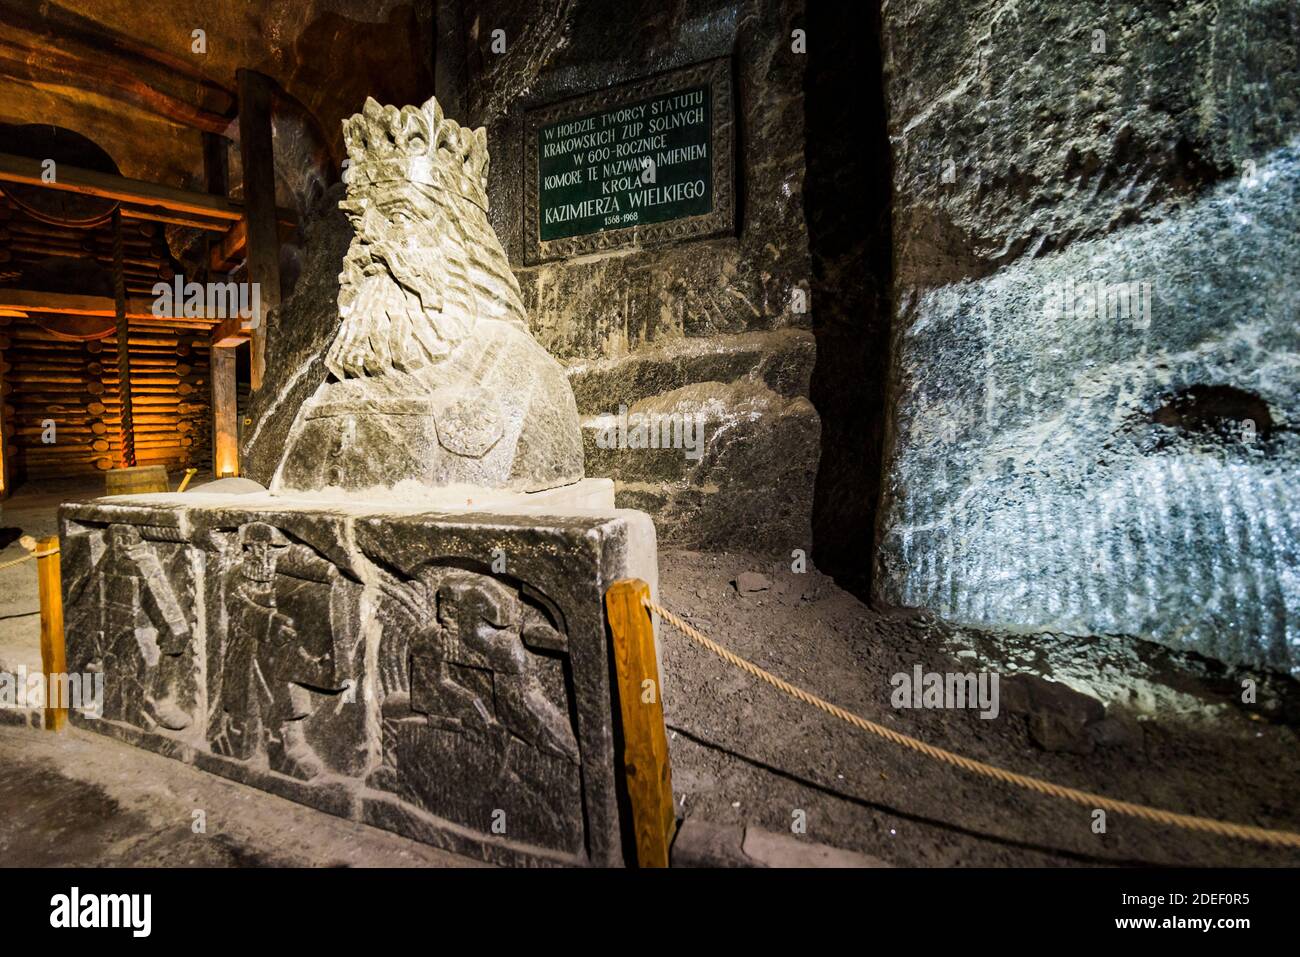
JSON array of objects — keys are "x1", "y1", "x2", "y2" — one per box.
[{"x1": 271, "y1": 96, "x2": 585, "y2": 495}]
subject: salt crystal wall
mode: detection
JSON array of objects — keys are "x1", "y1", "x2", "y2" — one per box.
[{"x1": 876, "y1": 0, "x2": 1300, "y2": 674}]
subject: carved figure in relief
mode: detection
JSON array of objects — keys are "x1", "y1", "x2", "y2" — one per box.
[
  {"x1": 88, "y1": 524, "x2": 193, "y2": 731},
  {"x1": 380, "y1": 567, "x2": 578, "y2": 763},
  {"x1": 213, "y1": 523, "x2": 354, "y2": 780}
]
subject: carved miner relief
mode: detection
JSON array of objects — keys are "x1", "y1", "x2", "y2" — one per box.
[
  {"x1": 59, "y1": 506, "x2": 631, "y2": 864},
  {"x1": 370, "y1": 565, "x2": 585, "y2": 855},
  {"x1": 273, "y1": 96, "x2": 585, "y2": 494},
  {"x1": 64, "y1": 523, "x2": 199, "y2": 733},
  {"x1": 207, "y1": 522, "x2": 366, "y2": 780}
]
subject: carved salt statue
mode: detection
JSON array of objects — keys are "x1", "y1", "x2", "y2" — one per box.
[
  {"x1": 273, "y1": 95, "x2": 584, "y2": 494},
  {"x1": 60, "y1": 94, "x2": 659, "y2": 866}
]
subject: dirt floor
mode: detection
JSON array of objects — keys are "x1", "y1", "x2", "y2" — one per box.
[
  {"x1": 657, "y1": 548, "x2": 1300, "y2": 867},
  {"x1": 0, "y1": 723, "x2": 480, "y2": 867},
  {"x1": 1, "y1": 478, "x2": 1297, "y2": 867}
]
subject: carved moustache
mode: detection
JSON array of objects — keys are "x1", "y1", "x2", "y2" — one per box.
[{"x1": 363, "y1": 241, "x2": 472, "y2": 343}]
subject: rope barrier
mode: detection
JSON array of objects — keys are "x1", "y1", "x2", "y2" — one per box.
[
  {"x1": 643, "y1": 595, "x2": 1300, "y2": 850},
  {"x1": 0, "y1": 547, "x2": 58, "y2": 571}
]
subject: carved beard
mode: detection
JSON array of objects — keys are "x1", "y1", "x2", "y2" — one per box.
[
  {"x1": 367, "y1": 239, "x2": 470, "y2": 344},
  {"x1": 328, "y1": 233, "x2": 470, "y2": 379}
]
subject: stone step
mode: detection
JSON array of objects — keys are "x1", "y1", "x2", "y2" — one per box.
[
  {"x1": 580, "y1": 378, "x2": 816, "y2": 484},
  {"x1": 565, "y1": 326, "x2": 815, "y2": 416},
  {"x1": 671, "y1": 819, "x2": 891, "y2": 868},
  {"x1": 577, "y1": 378, "x2": 819, "y2": 549}
]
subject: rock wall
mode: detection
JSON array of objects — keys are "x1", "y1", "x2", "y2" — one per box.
[
  {"x1": 2, "y1": 1, "x2": 434, "y2": 193},
  {"x1": 241, "y1": 184, "x2": 353, "y2": 485},
  {"x1": 447, "y1": 0, "x2": 821, "y2": 552},
  {"x1": 876, "y1": 0, "x2": 1300, "y2": 674}
]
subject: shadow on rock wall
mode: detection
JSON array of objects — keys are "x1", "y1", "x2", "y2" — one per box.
[{"x1": 805, "y1": 1, "x2": 892, "y2": 599}]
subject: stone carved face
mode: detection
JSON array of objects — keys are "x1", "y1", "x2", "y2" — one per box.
[
  {"x1": 237, "y1": 523, "x2": 288, "y2": 585},
  {"x1": 107, "y1": 524, "x2": 142, "y2": 551},
  {"x1": 338, "y1": 192, "x2": 460, "y2": 351},
  {"x1": 273, "y1": 94, "x2": 584, "y2": 496},
  {"x1": 324, "y1": 95, "x2": 526, "y2": 381}
]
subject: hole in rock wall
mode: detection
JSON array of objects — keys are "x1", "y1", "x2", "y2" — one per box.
[{"x1": 1151, "y1": 384, "x2": 1276, "y2": 446}]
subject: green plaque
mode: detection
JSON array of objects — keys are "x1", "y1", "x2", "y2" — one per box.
[{"x1": 524, "y1": 58, "x2": 734, "y2": 264}]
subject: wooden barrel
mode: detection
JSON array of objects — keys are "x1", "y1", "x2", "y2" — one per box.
[{"x1": 104, "y1": 464, "x2": 170, "y2": 495}]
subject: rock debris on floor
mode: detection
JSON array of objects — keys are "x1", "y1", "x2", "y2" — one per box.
[{"x1": 657, "y1": 549, "x2": 1300, "y2": 867}]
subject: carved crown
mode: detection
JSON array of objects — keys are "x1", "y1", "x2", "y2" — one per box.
[{"x1": 342, "y1": 96, "x2": 490, "y2": 211}]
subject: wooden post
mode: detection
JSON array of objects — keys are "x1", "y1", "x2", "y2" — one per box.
[
  {"x1": 202, "y1": 130, "x2": 229, "y2": 199},
  {"x1": 236, "y1": 68, "x2": 281, "y2": 392},
  {"x1": 206, "y1": 125, "x2": 241, "y2": 480},
  {"x1": 36, "y1": 535, "x2": 67, "y2": 732},
  {"x1": 0, "y1": 334, "x2": 8, "y2": 498},
  {"x1": 211, "y1": 345, "x2": 239, "y2": 477},
  {"x1": 604, "y1": 578, "x2": 676, "y2": 867},
  {"x1": 110, "y1": 208, "x2": 135, "y2": 467}
]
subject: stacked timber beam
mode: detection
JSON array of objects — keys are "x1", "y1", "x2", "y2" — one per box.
[
  {"x1": 0, "y1": 194, "x2": 176, "y2": 298},
  {"x1": 97, "y1": 323, "x2": 211, "y2": 470},
  {"x1": 0, "y1": 65, "x2": 301, "y2": 489},
  {"x1": 0, "y1": 315, "x2": 210, "y2": 479}
]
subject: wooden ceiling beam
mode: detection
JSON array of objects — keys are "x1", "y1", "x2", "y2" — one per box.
[
  {"x1": 0, "y1": 152, "x2": 240, "y2": 221},
  {"x1": 209, "y1": 218, "x2": 249, "y2": 272},
  {"x1": 119, "y1": 206, "x2": 231, "y2": 233},
  {"x1": 0, "y1": 289, "x2": 218, "y2": 326},
  {"x1": 210, "y1": 313, "x2": 251, "y2": 347},
  {"x1": 208, "y1": 215, "x2": 297, "y2": 272},
  {"x1": 0, "y1": 154, "x2": 298, "y2": 236}
]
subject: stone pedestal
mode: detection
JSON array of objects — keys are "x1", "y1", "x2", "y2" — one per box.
[{"x1": 59, "y1": 479, "x2": 657, "y2": 867}]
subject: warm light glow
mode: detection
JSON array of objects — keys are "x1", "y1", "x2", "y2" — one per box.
[{"x1": 214, "y1": 443, "x2": 239, "y2": 480}]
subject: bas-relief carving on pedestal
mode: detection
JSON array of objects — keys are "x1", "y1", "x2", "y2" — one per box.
[
  {"x1": 272, "y1": 96, "x2": 585, "y2": 495},
  {"x1": 207, "y1": 522, "x2": 365, "y2": 781},
  {"x1": 61, "y1": 503, "x2": 642, "y2": 866},
  {"x1": 69, "y1": 524, "x2": 199, "y2": 733},
  {"x1": 371, "y1": 566, "x2": 585, "y2": 854}
]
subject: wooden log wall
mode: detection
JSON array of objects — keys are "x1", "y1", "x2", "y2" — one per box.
[
  {"x1": 0, "y1": 199, "x2": 174, "y2": 298},
  {"x1": 0, "y1": 315, "x2": 211, "y2": 479},
  {"x1": 0, "y1": 186, "x2": 220, "y2": 485}
]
